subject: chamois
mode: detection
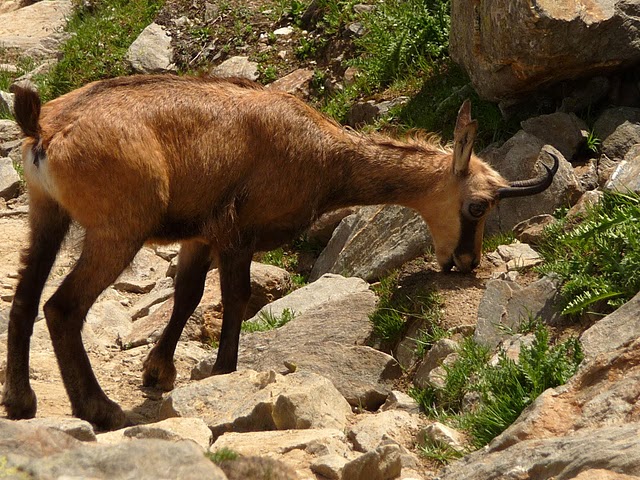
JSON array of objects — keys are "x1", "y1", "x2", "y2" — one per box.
[{"x1": 3, "y1": 75, "x2": 558, "y2": 430}]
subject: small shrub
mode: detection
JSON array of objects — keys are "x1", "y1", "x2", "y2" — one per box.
[
  {"x1": 207, "y1": 447, "x2": 239, "y2": 464},
  {"x1": 411, "y1": 324, "x2": 583, "y2": 450},
  {"x1": 537, "y1": 190, "x2": 640, "y2": 315},
  {"x1": 242, "y1": 308, "x2": 296, "y2": 333}
]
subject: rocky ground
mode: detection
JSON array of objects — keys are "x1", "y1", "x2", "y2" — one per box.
[{"x1": 1, "y1": 1, "x2": 640, "y2": 479}]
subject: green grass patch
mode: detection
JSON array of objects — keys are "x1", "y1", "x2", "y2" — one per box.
[
  {"x1": 482, "y1": 231, "x2": 516, "y2": 253},
  {"x1": 370, "y1": 271, "x2": 444, "y2": 346},
  {"x1": 206, "y1": 447, "x2": 239, "y2": 464},
  {"x1": 410, "y1": 324, "x2": 583, "y2": 451},
  {"x1": 536, "y1": 190, "x2": 640, "y2": 316},
  {"x1": 241, "y1": 307, "x2": 296, "y2": 333},
  {"x1": 36, "y1": 0, "x2": 164, "y2": 101}
]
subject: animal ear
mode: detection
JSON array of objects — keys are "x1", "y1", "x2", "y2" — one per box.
[{"x1": 452, "y1": 100, "x2": 478, "y2": 177}]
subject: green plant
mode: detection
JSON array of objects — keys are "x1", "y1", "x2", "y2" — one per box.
[
  {"x1": 419, "y1": 440, "x2": 464, "y2": 465},
  {"x1": 353, "y1": 0, "x2": 450, "y2": 88},
  {"x1": 370, "y1": 272, "x2": 443, "y2": 346},
  {"x1": 411, "y1": 325, "x2": 583, "y2": 451},
  {"x1": 586, "y1": 130, "x2": 601, "y2": 154},
  {"x1": 414, "y1": 322, "x2": 449, "y2": 358},
  {"x1": 35, "y1": 0, "x2": 164, "y2": 101},
  {"x1": 482, "y1": 231, "x2": 516, "y2": 253},
  {"x1": 537, "y1": 190, "x2": 640, "y2": 315},
  {"x1": 206, "y1": 447, "x2": 239, "y2": 464},
  {"x1": 242, "y1": 307, "x2": 297, "y2": 333},
  {"x1": 258, "y1": 64, "x2": 278, "y2": 84}
]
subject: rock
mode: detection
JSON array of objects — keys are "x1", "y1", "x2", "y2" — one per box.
[
  {"x1": 495, "y1": 242, "x2": 543, "y2": 270},
  {"x1": 593, "y1": 107, "x2": 640, "y2": 146},
  {"x1": 311, "y1": 454, "x2": 349, "y2": 479},
  {"x1": 380, "y1": 390, "x2": 421, "y2": 415},
  {"x1": 310, "y1": 205, "x2": 432, "y2": 282},
  {"x1": 488, "y1": 333, "x2": 535, "y2": 366},
  {"x1": 245, "y1": 273, "x2": 371, "y2": 323},
  {"x1": 0, "y1": 419, "x2": 226, "y2": 479},
  {"x1": 246, "y1": 262, "x2": 292, "y2": 317},
  {"x1": 160, "y1": 369, "x2": 352, "y2": 439},
  {"x1": 438, "y1": 337, "x2": 640, "y2": 479},
  {"x1": 212, "y1": 56, "x2": 259, "y2": 81},
  {"x1": 567, "y1": 189, "x2": 604, "y2": 218},
  {"x1": 0, "y1": 90, "x2": 14, "y2": 117},
  {"x1": 437, "y1": 423, "x2": 640, "y2": 480},
  {"x1": 346, "y1": 98, "x2": 409, "y2": 128},
  {"x1": 475, "y1": 275, "x2": 561, "y2": 349},
  {"x1": 580, "y1": 291, "x2": 640, "y2": 360},
  {"x1": 20, "y1": 417, "x2": 97, "y2": 442},
  {"x1": 126, "y1": 22, "x2": 177, "y2": 73},
  {"x1": 130, "y1": 286, "x2": 174, "y2": 320},
  {"x1": 450, "y1": 0, "x2": 640, "y2": 101},
  {"x1": 413, "y1": 339, "x2": 458, "y2": 389},
  {"x1": 0, "y1": 157, "x2": 21, "y2": 200},
  {"x1": 86, "y1": 298, "x2": 133, "y2": 347},
  {"x1": 213, "y1": 428, "x2": 349, "y2": 478},
  {"x1": 601, "y1": 121, "x2": 640, "y2": 161},
  {"x1": 307, "y1": 207, "x2": 357, "y2": 245},
  {"x1": 273, "y1": 26, "x2": 293, "y2": 36},
  {"x1": 97, "y1": 417, "x2": 213, "y2": 450},
  {"x1": 348, "y1": 410, "x2": 424, "y2": 452},
  {"x1": 267, "y1": 68, "x2": 314, "y2": 98},
  {"x1": 559, "y1": 76, "x2": 611, "y2": 113},
  {"x1": 421, "y1": 422, "x2": 466, "y2": 452},
  {"x1": 0, "y1": 119, "x2": 20, "y2": 143},
  {"x1": 486, "y1": 141, "x2": 582, "y2": 233},
  {"x1": 0, "y1": 0, "x2": 73, "y2": 51},
  {"x1": 341, "y1": 445, "x2": 402, "y2": 480},
  {"x1": 512, "y1": 215, "x2": 556, "y2": 245},
  {"x1": 113, "y1": 247, "x2": 170, "y2": 294},
  {"x1": 606, "y1": 144, "x2": 640, "y2": 193},
  {"x1": 521, "y1": 112, "x2": 588, "y2": 161},
  {"x1": 218, "y1": 456, "x2": 298, "y2": 480}
]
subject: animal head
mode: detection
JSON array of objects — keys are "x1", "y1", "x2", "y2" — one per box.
[{"x1": 422, "y1": 100, "x2": 558, "y2": 273}]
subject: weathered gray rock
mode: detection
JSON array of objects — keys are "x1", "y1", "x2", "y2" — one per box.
[
  {"x1": 347, "y1": 98, "x2": 410, "y2": 128},
  {"x1": 0, "y1": 157, "x2": 21, "y2": 200},
  {"x1": 0, "y1": 90, "x2": 14, "y2": 117},
  {"x1": 380, "y1": 390, "x2": 421, "y2": 415},
  {"x1": 348, "y1": 410, "x2": 424, "y2": 453},
  {"x1": 436, "y1": 423, "x2": 640, "y2": 480},
  {"x1": 593, "y1": 107, "x2": 640, "y2": 142},
  {"x1": 0, "y1": 0, "x2": 73, "y2": 51},
  {"x1": 113, "y1": 247, "x2": 170, "y2": 294},
  {"x1": 267, "y1": 68, "x2": 314, "y2": 97},
  {"x1": 20, "y1": 417, "x2": 97, "y2": 442},
  {"x1": 126, "y1": 22, "x2": 177, "y2": 73},
  {"x1": 606, "y1": 144, "x2": 640, "y2": 193},
  {"x1": 421, "y1": 422, "x2": 466, "y2": 453},
  {"x1": 0, "y1": 420, "x2": 226, "y2": 479},
  {"x1": 160, "y1": 369, "x2": 352, "y2": 439},
  {"x1": 212, "y1": 56, "x2": 259, "y2": 81},
  {"x1": 567, "y1": 189, "x2": 604, "y2": 218},
  {"x1": 97, "y1": 417, "x2": 213, "y2": 450},
  {"x1": 413, "y1": 339, "x2": 458, "y2": 390},
  {"x1": 475, "y1": 275, "x2": 561, "y2": 349},
  {"x1": 521, "y1": 112, "x2": 588, "y2": 161},
  {"x1": 130, "y1": 285, "x2": 174, "y2": 320},
  {"x1": 0, "y1": 119, "x2": 20, "y2": 143},
  {"x1": 486, "y1": 142, "x2": 582, "y2": 232},
  {"x1": 513, "y1": 214, "x2": 556, "y2": 245},
  {"x1": 311, "y1": 205, "x2": 432, "y2": 282},
  {"x1": 341, "y1": 445, "x2": 403, "y2": 480},
  {"x1": 495, "y1": 242, "x2": 543, "y2": 270},
  {"x1": 601, "y1": 121, "x2": 640, "y2": 161},
  {"x1": 450, "y1": 0, "x2": 640, "y2": 101},
  {"x1": 580, "y1": 291, "x2": 640, "y2": 359},
  {"x1": 217, "y1": 455, "x2": 299, "y2": 480}
]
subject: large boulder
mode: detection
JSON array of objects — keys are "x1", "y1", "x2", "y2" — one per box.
[
  {"x1": 450, "y1": 0, "x2": 640, "y2": 101},
  {"x1": 126, "y1": 23, "x2": 177, "y2": 74},
  {"x1": 0, "y1": 0, "x2": 72, "y2": 51}
]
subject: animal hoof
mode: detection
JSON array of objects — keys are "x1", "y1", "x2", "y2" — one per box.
[
  {"x1": 74, "y1": 397, "x2": 127, "y2": 432},
  {"x1": 1, "y1": 385, "x2": 37, "y2": 420},
  {"x1": 142, "y1": 362, "x2": 176, "y2": 391}
]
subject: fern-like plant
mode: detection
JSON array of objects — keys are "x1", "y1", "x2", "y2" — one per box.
[{"x1": 536, "y1": 191, "x2": 640, "y2": 315}]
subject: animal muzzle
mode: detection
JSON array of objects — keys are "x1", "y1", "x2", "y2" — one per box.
[{"x1": 440, "y1": 253, "x2": 479, "y2": 273}]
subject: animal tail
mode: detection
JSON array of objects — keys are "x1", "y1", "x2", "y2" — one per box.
[{"x1": 10, "y1": 83, "x2": 42, "y2": 140}]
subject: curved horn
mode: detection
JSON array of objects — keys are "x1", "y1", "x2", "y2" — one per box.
[{"x1": 497, "y1": 151, "x2": 560, "y2": 199}]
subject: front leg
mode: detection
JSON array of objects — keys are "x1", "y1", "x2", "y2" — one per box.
[{"x1": 211, "y1": 248, "x2": 253, "y2": 374}]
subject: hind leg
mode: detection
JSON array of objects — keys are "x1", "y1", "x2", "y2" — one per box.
[
  {"x1": 2, "y1": 195, "x2": 70, "y2": 419},
  {"x1": 143, "y1": 240, "x2": 212, "y2": 390},
  {"x1": 44, "y1": 230, "x2": 143, "y2": 430}
]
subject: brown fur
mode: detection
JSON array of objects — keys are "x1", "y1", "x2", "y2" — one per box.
[{"x1": 4, "y1": 75, "x2": 515, "y2": 430}]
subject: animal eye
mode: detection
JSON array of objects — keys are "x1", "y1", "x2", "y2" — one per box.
[{"x1": 468, "y1": 202, "x2": 488, "y2": 218}]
